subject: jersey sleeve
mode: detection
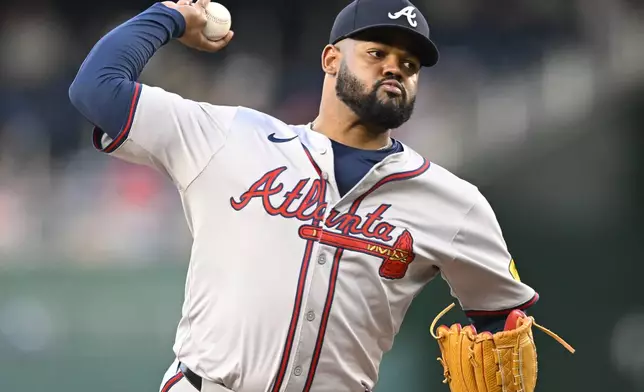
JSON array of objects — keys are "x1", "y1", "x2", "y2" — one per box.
[
  {"x1": 93, "y1": 84, "x2": 239, "y2": 190},
  {"x1": 440, "y1": 191, "x2": 538, "y2": 317}
]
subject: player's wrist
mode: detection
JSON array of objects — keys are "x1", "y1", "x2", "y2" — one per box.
[{"x1": 156, "y1": 2, "x2": 187, "y2": 39}]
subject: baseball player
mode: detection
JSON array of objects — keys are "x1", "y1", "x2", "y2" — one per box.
[{"x1": 69, "y1": 0, "x2": 573, "y2": 391}]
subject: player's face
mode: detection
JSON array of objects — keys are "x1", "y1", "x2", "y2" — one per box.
[{"x1": 335, "y1": 36, "x2": 420, "y2": 131}]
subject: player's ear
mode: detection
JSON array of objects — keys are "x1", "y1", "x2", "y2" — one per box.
[{"x1": 321, "y1": 44, "x2": 340, "y2": 76}]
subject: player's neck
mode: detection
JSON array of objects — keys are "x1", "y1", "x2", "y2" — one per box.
[{"x1": 313, "y1": 102, "x2": 391, "y2": 151}]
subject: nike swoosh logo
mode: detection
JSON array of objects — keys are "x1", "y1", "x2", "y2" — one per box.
[{"x1": 268, "y1": 133, "x2": 298, "y2": 143}]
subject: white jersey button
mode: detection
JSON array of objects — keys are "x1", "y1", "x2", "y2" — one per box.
[
  {"x1": 293, "y1": 366, "x2": 302, "y2": 376},
  {"x1": 306, "y1": 311, "x2": 316, "y2": 321},
  {"x1": 322, "y1": 171, "x2": 329, "y2": 180},
  {"x1": 317, "y1": 254, "x2": 326, "y2": 265}
]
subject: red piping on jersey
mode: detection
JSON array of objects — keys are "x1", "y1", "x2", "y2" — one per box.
[
  {"x1": 349, "y1": 158, "x2": 431, "y2": 215},
  {"x1": 464, "y1": 293, "x2": 540, "y2": 317},
  {"x1": 270, "y1": 145, "x2": 325, "y2": 392},
  {"x1": 302, "y1": 144, "x2": 323, "y2": 176},
  {"x1": 92, "y1": 82, "x2": 142, "y2": 153},
  {"x1": 270, "y1": 239, "x2": 316, "y2": 391},
  {"x1": 303, "y1": 157, "x2": 431, "y2": 391},
  {"x1": 302, "y1": 247, "x2": 344, "y2": 391},
  {"x1": 161, "y1": 371, "x2": 184, "y2": 392}
]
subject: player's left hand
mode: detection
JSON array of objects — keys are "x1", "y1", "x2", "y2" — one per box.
[
  {"x1": 430, "y1": 303, "x2": 574, "y2": 392},
  {"x1": 162, "y1": 0, "x2": 234, "y2": 53}
]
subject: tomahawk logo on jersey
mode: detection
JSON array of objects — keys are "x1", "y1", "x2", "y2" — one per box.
[{"x1": 91, "y1": 84, "x2": 538, "y2": 392}]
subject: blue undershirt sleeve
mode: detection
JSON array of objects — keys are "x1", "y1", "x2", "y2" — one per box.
[
  {"x1": 68, "y1": 3, "x2": 186, "y2": 139},
  {"x1": 470, "y1": 314, "x2": 507, "y2": 333}
]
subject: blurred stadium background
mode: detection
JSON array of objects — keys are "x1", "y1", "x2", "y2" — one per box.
[{"x1": 1, "y1": 0, "x2": 643, "y2": 391}]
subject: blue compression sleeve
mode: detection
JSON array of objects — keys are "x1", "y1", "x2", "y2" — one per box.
[
  {"x1": 69, "y1": 3, "x2": 186, "y2": 139},
  {"x1": 470, "y1": 315, "x2": 506, "y2": 333}
]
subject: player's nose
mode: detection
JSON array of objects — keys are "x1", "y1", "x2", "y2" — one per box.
[{"x1": 380, "y1": 55, "x2": 404, "y2": 80}]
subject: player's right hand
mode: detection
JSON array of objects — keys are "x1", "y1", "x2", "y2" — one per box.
[{"x1": 162, "y1": 0, "x2": 234, "y2": 53}]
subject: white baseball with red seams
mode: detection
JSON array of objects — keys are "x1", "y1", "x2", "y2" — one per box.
[
  {"x1": 203, "y1": 2, "x2": 231, "y2": 41},
  {"x1": 92, "y1": 84, "x2": 538, "y2": 392}
]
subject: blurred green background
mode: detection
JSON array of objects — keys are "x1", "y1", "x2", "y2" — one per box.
[{"x1": 1, "y1": 0, "x2": 643, "y2": 391}]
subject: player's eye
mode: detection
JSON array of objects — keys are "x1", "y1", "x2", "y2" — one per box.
[
  {"x1": 402, "y1": 60, "x2": 420, "y2": 73},
  {"x1": 367, "y1": 49, "x2": 386, "y2": 59}
]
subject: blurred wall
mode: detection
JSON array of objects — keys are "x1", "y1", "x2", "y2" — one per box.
[{"x1": 1, "y1": 0, "x2": 643, "y2": 391}]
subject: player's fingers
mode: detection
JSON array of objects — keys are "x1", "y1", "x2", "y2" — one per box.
[
  {"x1": 200, "y1": 30, "x2": 233, "y2": 52},
  {"x1": 196, "y1": 0, "x2": 211, "y2": 10},
  {"x1": 185, "y1": 0, "x2": 207, "y2": 25},
  {"x1": 207, "y1": 30, "x2": 234, "y2": 51},
  {"x1": 220, "y1": 30, "x2": 234, "y2": 44},
  {"x1": 193, "y1": 0, "x2": 208, "y2": 23}
]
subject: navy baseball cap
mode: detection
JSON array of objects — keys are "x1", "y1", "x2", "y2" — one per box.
[{"x1": 329, "y1": 0, "x2": 439, "y2": 67}]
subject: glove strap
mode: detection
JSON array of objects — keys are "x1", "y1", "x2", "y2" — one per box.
[
  {"x1": 429, "y1": 302, "x2": 456, "y2": 338},
  {"x1": 532, "y1": 319, "x2": 576, "y2": 353}
]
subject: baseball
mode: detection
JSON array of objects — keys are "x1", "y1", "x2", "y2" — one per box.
[{"x1": 203, "y1": 2, "x2": 231, "y2": 41}]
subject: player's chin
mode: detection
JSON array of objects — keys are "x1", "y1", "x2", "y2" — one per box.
[
  {"x1": 377, "y1": 95, "x2": 407, "y2": 109},
  {"x1": 377, "y1": 89, "x2": 405, "y2": 103}
]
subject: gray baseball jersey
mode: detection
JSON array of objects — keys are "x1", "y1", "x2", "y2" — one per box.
[{"x1": 94, "y1": 84, "x2": 537, "y2": 392}]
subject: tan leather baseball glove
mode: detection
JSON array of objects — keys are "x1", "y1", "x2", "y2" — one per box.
[{"x1": 430, "y1": 303, "x2": 575, "y2": 392}]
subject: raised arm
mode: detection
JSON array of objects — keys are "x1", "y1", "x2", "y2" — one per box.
[{"x1": 68, "y1": 0, "x2": 237, "y2": 190}]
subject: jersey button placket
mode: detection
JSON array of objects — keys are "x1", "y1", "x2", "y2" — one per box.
[
  {"x1": 283, "y1": 250, "x2": 329, "y2": 391},
  {"x1": 283, "y1": 190, "x2": 333, "y2": 391}
]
